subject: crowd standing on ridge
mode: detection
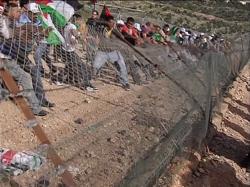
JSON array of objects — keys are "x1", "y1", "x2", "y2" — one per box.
[{"x1": 116, "y1": 15, "x2": 226, "y2": 49}]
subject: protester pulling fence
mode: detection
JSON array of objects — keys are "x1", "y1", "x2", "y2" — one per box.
[{"x1": 0, "y1": 0, "x2": 249, "y2": 186}]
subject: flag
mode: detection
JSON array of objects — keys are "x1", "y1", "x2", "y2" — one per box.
[
  {"x1": 37, "y1": 6, "x2": 65, "y2": 45},
  {"x1": 62, "y1": 0, "x2": 83, "y2": 11},
  {"x1": 35, "y1": 0, "x2": 68, "y2": 28},
  {"x1": 35, "y1": 0, "x2": 68, "y2": 45},
  {"x1": 100, "y1": 5, "x2": 112, "y2": 20},
  {"x1": 39, "y1": 3, "x2": 67, "y2": 28},
  {"x1": 50, "y1": 1, "x2": 75, "y2": 22},
  {"x1": 170, "y1": 26, "x2": 179, "y2": 36},
  {"x1": 46, "y1": 31, "x2": 62, "y2": 45}
]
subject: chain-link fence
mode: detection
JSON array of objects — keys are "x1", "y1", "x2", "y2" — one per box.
[{"x1": 0, "y1": 2, "x2": 249, "y2": 187}]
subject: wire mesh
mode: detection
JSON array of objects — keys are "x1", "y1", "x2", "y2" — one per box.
[{"x1": 0, "y1": 2, "x2": 249, "y2": 187}]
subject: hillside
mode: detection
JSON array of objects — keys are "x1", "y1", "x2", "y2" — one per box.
[{"x1": 95, "y1": 1, "x2": 250, "y2": 35}]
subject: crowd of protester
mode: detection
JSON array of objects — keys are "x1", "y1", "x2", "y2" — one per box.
[
  {"x1": 116, "y1": 15, "x2": 225, "y2": 50},
  {"x1": 0, "y1": 0, "x2": 226, "y2": 117}
]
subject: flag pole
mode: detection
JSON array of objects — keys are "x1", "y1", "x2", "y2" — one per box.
[{"x1": 91, "y1": 0, "x2": 96, "y2": 10}]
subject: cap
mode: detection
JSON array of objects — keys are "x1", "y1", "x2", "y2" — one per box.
[
  {"x1": 117, "y1": 20, "x2": 125, "y2": 25},
  {"x1": 27, "y1": 3, "x2": 40, "y2": 13},
  {"x1": 0, "y1": 6, "x2": 4, "y2": 13},
  {"x1": 180, "y1": 28, "x2": 185, "y2": 32},
  {"x1": 166, "y1": 28, "x2": 170, "y2": 31},
  {"x1": 134, "y1": 23, "x2": 141, "y2": 32},
  {"x1": 92, "y1": 10, "x2": 99, "y2": 15}
]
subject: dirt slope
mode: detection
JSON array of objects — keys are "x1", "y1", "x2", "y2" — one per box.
[{"x1": 157, "y1": 63, "x2": 250, "y2": 187}]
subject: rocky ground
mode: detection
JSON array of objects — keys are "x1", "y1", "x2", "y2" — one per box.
[{"x1": 0, "y1": 71, "x2": 194, "y2": 186}]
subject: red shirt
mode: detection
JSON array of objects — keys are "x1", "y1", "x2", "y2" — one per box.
[
  {"x1": 35, "y1": 0, "x2": 53, "y2": 4},
  {"x1": 120, "y1": 24, "x2": 139, "y2": 38}
]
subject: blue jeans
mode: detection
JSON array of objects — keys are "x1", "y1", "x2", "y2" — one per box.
[
  {"x1": 1, "y1": 41, "x2": 48, "y2": 105},
  {"x1": 93, "y1": 50, "x2": 129, "y2": 85},
  {"x1": 1, "y1": 59, "x2": 42, "y2": 114},
  {"x1": 33, "y1": 42, "x2": 50, "y2": 103}
]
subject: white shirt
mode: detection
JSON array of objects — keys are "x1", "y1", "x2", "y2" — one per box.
[{"x1": 63, "y1": 23, "x2": 77, "y2": 52}]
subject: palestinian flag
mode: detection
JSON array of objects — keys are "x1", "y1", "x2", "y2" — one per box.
[
  {"x1": 38, "y1": 5, "x2": 67, "y2": 28},
  {"x1": 35, "y1": 0, "x2": 73, "y2": 45},
  {"x1": 62, "y1": 0, "x2": 83, "y2": 11},
  {"x1": 35, "y1": 5, "x2": 65, "y2": 44},
  {"x1": 169, "y1": 26, "x2": 179, "y2": 43},
  {"x1": 35, "y1": 0, "x2": 67, "y2": 28},
  {"x1": 38, "y1": 12, "x2": 65, "y2": 45},
  {"x1": 100, "y1": 5, "x2": 112, "y2": 20},
  {"x1": 51, "y1": 1, "x2": 75, "y2": 23}
]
